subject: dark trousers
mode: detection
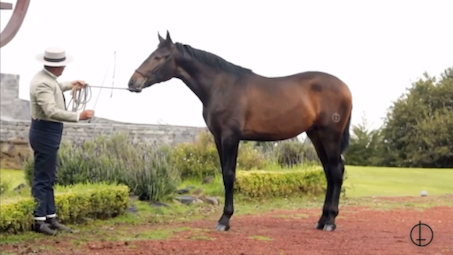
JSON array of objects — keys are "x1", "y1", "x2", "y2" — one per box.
[{"x1": 29, "y1": 119, "x2": 63, "y2": 221}]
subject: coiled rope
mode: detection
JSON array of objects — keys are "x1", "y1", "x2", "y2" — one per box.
[
  {"x1": 67, "y1": 85, "x2": 93, "y2": 112},
  {"x1": 66, "y1": 83, "x2": 129, "y2": 113}
]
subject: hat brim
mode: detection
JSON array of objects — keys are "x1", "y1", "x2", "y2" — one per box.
[{"x1": 35, "y1": 53, "x2": 74, "y2": 67}]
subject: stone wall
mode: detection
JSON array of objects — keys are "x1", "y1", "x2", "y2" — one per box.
[
  {"x1": 0, "y1": 73, "x2": 207, "y2": 169},
  {"x1": 1, "y1": 119, "x2": 206, "y2": 145},
  {"x1": 0, "y1": 119, "x2": 207, "y2": 169},
  {"x1": 1, "y1": 73, "x2": 31, "y2": 120}
]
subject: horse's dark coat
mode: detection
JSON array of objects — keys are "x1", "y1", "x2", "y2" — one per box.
[{"x1": 128, "y1": 31, "x2": 353, "y2": 232}]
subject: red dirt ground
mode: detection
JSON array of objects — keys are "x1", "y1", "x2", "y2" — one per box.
[{"x1": 2, "y1": 198, "x2": 452, "y2": 255}]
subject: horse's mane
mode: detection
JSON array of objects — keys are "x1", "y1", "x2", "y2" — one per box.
[{"x1": 174, "y1": 42, "x2": 253, "y2": 76}]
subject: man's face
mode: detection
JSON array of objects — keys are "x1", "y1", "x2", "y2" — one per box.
[
  {"x1": 53, "y1": 66, "x2": 66, "y2": 77},
  {"x1": 47, "y1": 66, "x2": 66, "y2": 77}
]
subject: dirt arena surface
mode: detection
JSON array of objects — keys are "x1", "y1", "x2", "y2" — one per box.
[{"x1": 3, "y1": 197, "x2": 452, "y2": 255}]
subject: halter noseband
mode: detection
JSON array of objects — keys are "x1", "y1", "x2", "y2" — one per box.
[{"x1": 134, "y1": 47, "x2": 176, "y2": 87}]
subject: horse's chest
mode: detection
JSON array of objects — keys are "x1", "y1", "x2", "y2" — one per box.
[
  {"x1": 203, "y1": 106, "x2": 235, "y2": 131},
  {"x1": 203, "y1": 109, "x2": 217, "y2": 128}
]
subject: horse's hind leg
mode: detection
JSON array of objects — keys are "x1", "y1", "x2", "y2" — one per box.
[
  {"x1": 306, "y1": 130, "x2": 332, "y2": 230},
  {"x1": 318, "y1": 130, "x2": 344, "y2": 231}
]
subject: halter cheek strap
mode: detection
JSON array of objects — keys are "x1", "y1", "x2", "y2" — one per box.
[{"x1": 135, "y1": 47, "x2": 176, "y2": 85}]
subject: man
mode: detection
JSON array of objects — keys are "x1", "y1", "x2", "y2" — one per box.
[{"x1": 29, "y1": 47, "x2": 95, "y2": 236}]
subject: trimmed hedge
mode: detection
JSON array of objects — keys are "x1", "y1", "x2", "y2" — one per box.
[
  {"x1": 235, "y1": 169, "x2": 326, "y2": 197},
  {"x1": 0, "y1": 183, "x2": 129, "y2": 234}
]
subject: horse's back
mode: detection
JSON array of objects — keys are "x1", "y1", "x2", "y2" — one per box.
[
  {"x1": 293, "y1": 71, "x2": 350, "y2": 91},
  {"x1": 250, "y1": 70, "x2": 351, "y2": 105},
  {"x1": 238, "y1": 71, "x2": 352, "y2": 139}
]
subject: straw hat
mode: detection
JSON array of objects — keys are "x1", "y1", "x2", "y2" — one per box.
[{"x1": 35, "y1": 47, "x2": 74, "y2": 66}]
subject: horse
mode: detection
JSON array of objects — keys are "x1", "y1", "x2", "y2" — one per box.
[{"x1": 128, "y1": 31, "x2": 353, "y2": 232}]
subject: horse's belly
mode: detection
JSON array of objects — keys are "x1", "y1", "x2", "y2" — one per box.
[{"x1": 241, "y1": 110, "x2": 314, "y2": 141}]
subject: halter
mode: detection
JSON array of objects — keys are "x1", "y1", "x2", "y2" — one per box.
[{"x1": 134, "y1": 47, "x2": 176, "y2": 89}]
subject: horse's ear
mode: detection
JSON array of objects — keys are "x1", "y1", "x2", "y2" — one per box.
[
  {"x1": 158, "y1": 32, "x2": 164, "y2": 43},
  {"x1": 166, "y1": 30, "x2": 173, "y2": 44}
]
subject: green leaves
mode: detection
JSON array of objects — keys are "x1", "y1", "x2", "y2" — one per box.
[
  {"x1": 23, "y1": 133, "x2": 180, "y2": 202},
  {"x1": 344, "y1": 66, "x2": 453, "y2": 168},
  {"x1": 344, "y1": 114, "x2": 384, "y2": 166},
  {"x1": 171, "y1": 131, "x2": 269, "y2": 180},
  {"x1": 380, "y1": 66, "x2": 453, "y2": 168},
  {"x1": 274, "y1": 140, "x2": 320, "y2": 168},
  {"x1": 0, "y1": 183, "x2": 129, "y2": 234}
]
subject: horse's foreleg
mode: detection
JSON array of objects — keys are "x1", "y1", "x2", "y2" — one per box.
[
  {"x1": 214, "y1": 136, "x2": 224, "y2": 171},
  {"x1": 216, "y1": 134, "x2": 239, "y2": 231}
]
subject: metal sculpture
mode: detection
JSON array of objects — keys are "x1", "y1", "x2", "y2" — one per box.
[{"x1": 0, "y1": 0, "x2": 30, "y2": 48}]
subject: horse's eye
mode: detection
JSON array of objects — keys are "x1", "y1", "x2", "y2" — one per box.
[{"x1": 154, "y1": 56, "x2": 161, "y2": 60}]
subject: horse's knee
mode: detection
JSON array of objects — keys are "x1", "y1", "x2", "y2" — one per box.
[{"x1": 330, "y1": 161, "x2": 344, "y2": 184}]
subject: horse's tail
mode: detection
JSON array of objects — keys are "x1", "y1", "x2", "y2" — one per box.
[{"x1": 340, "y1": 111, "x2": 352, "y2": 156}]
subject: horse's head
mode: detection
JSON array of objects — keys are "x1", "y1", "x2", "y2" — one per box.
[{"x1": 128, "y1": 30, "x2": 177, "y2": 93}]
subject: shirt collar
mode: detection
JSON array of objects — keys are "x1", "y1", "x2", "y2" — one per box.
[{"x1": 43, "y1": 68, "x2": 58, "y2": 80}]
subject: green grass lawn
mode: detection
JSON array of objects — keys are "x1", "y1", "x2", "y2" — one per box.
[
  {"x1": 0, "y1": 169, "x2": 26, "y2": 194},
  {"x1": 343, "y1": 165, "x2": 453, "y2": 197}
]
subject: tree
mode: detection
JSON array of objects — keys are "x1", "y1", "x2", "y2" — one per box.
[
  {"x1": 380, "y1": 66, "x2": 453, "y2": 168},
  {"x1": 344, "y1": 113, "x2": 384, "y2": 166}
]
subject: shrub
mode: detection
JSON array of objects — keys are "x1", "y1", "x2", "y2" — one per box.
[
  {"x1": 0, "y1": 180, "x2": 10, "y2": 195},
  {"x1": 252, "y1": 141, "x2": 278, "y2": 160},
  {"x1": 172, "y1": 131, "x2": 220, "y2": 180},
  {"x1": 172, "y1": 131, "x2": 269, "y2": 180},
  {"x1": 122, "y1": 147, "x2": 180, "y2": 201},
  {"x1": 236, "y1": 142, "x2": 268, "y2": 171},
  {"x1": 274, "y1": 140, "x2": 320, "y2": 168},
  {"x1": 235, "y1": 169, "x2": 326, "y2": 197},
  {"x1": 0, "y1": 183, "x2": 129, "y2": 234},
  {"x1": 23, "y1": 133, "x2": 180, "y2": 202}
]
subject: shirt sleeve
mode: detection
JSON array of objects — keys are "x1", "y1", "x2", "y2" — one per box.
[
  {"x1": 60, "y1": 81, "x2": 73, "y2": 92},
  {"x1": 35, "y1": 82, "x2": 79, "y2": 122}
]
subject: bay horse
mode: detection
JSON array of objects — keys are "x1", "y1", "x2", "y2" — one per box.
[{"x1": 128, "y1": 31, "x2": 353, "y2": 232}]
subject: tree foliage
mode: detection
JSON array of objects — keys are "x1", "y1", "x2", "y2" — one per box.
[
  {"x1": 379, "y1": 67, "x2": 453, "y2": 168},
  {"x1": 344, "y1": 114, "x2": 383, "y2": 166},
  {"x1": 343, "y1": 66, "x2": 453, "y2": 168}
]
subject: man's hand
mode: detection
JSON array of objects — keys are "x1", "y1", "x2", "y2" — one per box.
[
  {"x1": 79, "y1": 110, "x2": 95, "y2": 120},
  {"x1": 71, "y1": 80, "x2": 87, "y2": 90}
]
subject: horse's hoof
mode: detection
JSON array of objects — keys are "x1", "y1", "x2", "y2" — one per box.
[
  {"x1": 323, "y1": 224, "x2": 336, "y2": 232},
  {"x1": 215, "y1": 223, "x2": 230, "y2": 231},
  {"x1": 314, "y1": 223, "x2": 324, "y2": 230}
]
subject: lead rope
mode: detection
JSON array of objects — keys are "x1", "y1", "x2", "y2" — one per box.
[
  {"x1": 66, "y1": 51, "x2": 116, "y2": 123},
  {"x1": 87, "y1": 51, "x2": 116, "y2": 123}
]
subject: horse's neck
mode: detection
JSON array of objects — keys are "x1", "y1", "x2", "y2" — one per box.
[{"x1": 175, "y1": 60, "x2": 215, "y2": 105}]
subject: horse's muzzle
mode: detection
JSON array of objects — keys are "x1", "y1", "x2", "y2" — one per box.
[
  {"x1": 128, "y1": 78, "x2": 143, "y2": 93},
  {"x1": 128, "y1": 87, "x2": 142, "y2": 93}
]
